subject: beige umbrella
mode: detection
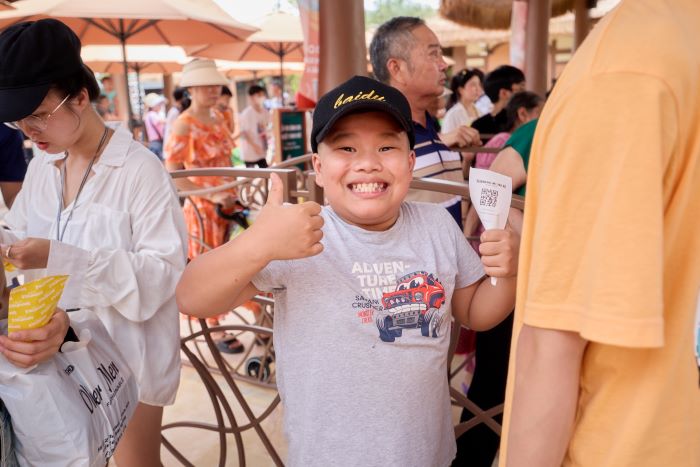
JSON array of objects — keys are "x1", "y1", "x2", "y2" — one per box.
[
  {"x1": 187, "y1": 11, "x2": 303, "y2": 94},
  {"x1": 218, "y1": 60, "x2": 305, "y2": 80},
  {"x1": 0, "y1": 0, "x2": 257, "y2": 119},
  {"x1": 81, "y1": 44, "x2": 187, "y2": 74},
  {"x1": 439, "y1": 0, "x2": 596, "y2": 29},
  {"x1": 82, "y1": 44, "x2": 188, "y2": 112}
]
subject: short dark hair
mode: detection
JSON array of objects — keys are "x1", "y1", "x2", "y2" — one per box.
[
  {"x1": 248, "y1": 84, "x2": 266, "y2": 96},
  {"x1": 505, "y1": 91, "x2": 543, "y2": 131},
  {"x1": 52, "y1": 64, "x2": 101, "y2": 101},
  {"x1": 100, "y1": 76, "x2": 112, "y2": 83},
  {"x1": 173, "y1": 87, "x2": 186, "y2": 101},
  {"x1": 221, "y1": 85, "x2": 232, "y2": 97},
  {"x1": 369, "y1": 16, "x2": 425, "y2": 83},
  {"x1": 447, "y1": 68, "x2": 484, "y2": 109},
  {"x1": 483, "y1": 65, "x2": 525, "y2": 103}
]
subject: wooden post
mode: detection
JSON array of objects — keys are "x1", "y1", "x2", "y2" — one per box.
[
  {"x1": 163, "y1": 73, "x2": 174, "y2": 111},
  {"x1": 452, "y1": 45, "x2": 468, "y2": 70},
  {"x1": 524, "y1": 0, "x2": 551, "y2": 96},
  {"x1": 573, "y1": 0, "x2": 590, "y2": 52},
  {"x1": 112, "y1": 73, "x2": 129, "y2": 124},
  {"x1": 318, "y1": 0, "x2": 367, "y2": 95}
]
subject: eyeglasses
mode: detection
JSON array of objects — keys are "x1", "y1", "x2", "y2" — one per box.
[{"x1": 4, "y1": 94, "x2": 70, "y2": 133}]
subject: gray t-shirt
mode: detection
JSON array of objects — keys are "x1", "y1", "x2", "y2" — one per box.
[{"x1": 252, "y1": 202, "x2": 484, "y2": 467}]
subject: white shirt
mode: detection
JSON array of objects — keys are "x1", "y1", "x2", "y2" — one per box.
[
  {"x1": 475, "y1": 94, "x2": 494, "y2": 117},
  {"x1": 238, "y1": 105, "x2": 270, "y2": 162},
  {"x1": 442, "y1": 102, "x2": 479, "y2": 134},
  {"x1": 3, "y1": 123, "x2": 187, "y2": 406}
]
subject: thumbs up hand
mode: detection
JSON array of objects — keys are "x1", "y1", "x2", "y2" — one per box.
[{"x1": 252, "y1": 173, "x2": 324, "y2": 262}]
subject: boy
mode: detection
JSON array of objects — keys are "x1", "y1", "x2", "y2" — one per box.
[
  {"x1": 238, "y1": 84, "x2": 270, "y2": 168},
  {"x1": 177, "y1": 76, "x2": 518, "y2": 467}
]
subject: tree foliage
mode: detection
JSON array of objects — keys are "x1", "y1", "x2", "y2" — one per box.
[{"x1": 365, "y1": 0, "x2": 436, "y2": 27}]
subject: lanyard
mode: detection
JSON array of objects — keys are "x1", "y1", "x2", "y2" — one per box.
[{"x1": 56, "y1": 126, "x2": 109, "y2": 242}]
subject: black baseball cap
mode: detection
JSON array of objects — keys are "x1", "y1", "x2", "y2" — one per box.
[
  {"x1": 0, "y1": 19, "x2": 85, "y2": 122},
  {"x1": 311, "y1": 75, "x2": 415, "y2": 152}
]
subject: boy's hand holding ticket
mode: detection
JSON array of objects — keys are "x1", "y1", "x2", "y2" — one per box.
[
  {"x1": 252, "y1": 173, "x2": 324, "y2": 261},
  {"x1": 479, "y1": 224, "x2": 519, "y2": 279}
]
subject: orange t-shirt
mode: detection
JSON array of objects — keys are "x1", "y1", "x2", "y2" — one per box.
[{"x1": 500, "y1": 1, "x2": 700, "y2": 466}]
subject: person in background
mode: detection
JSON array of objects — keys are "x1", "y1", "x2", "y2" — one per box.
[
  {"x1": 264, "y1": 79, "x2": 287, "y2": 110},
  {"x1": 165, "y1": 59, "x2": 246, "y2": 354},
  {"x1": 164, "y1": 87, "x2": 189, "y2": 146},
  {"x1": 238, "y1": 84, "x2": 270, "y2": 168},
  {"x1": 0, "y1": 19, "x2": 187, "y2": 466},
  {"x1": 216, "y1": 85, "x2": 235, "y2": 134},
  {"x1": 143, "y1": 93, "x2": 166, "y2": 160},
  {"x1": 93, "y1": 93, "x2": 117, "y2": 121},
  {"x1": 100, "y1": 75, "x2": 119, "y2": 118},
  {"x1": 471, "y1": 65, "x2": 525, "y2": 136},
  {"x1": 0, "y1": 125, "x2": 28, "y2": 208},
  {"x1": 502, "y1": 1, "x2": 700, "y2": 466},
  {"x1": 474, "y1": 91, "x2": 543, "y2": 171},
  {"x1": 442, "y1": 68, "x2": 485, "y2": 133},
  {"x1": 369, "y1": 16, "x2": 481, "y2": 228}
]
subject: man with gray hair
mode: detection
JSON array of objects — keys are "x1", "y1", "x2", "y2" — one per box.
[{"x1": 370, "y1": 16, "x2": 480, "y2": 227}]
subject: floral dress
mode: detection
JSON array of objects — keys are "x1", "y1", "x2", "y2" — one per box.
[{"x1": 164, "y1": 110, "x2": 235, "y2": 259}]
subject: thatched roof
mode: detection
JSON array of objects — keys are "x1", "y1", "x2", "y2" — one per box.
[{"x1": 440, "y1": 0, "x2": 597, "y2": 30}]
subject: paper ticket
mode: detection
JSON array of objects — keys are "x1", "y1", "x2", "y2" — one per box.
[
  {"x1": 469, "y1": 168, "x2": 513, "y2": 285},
  {"x1": 8, "y1": 275, "x2": 69, "y2": 334}
]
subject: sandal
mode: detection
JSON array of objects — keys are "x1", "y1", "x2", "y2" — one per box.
[{"x1": 216, "y1": 335, "x2": 245, "y2": 354}]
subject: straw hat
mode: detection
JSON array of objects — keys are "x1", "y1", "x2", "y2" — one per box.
[
  {"x1": 179, "y1": 59, "x2": 228, "y2": 87},
  {"x1": 440, "y1": 0, "x2": 586, "y2": 30}
]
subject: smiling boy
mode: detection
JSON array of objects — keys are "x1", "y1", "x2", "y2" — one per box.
[{"x1": 177, "y1": 76, "x2": 518, "y2": 467}]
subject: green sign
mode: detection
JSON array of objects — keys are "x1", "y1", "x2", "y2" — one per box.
[{"x1": 279, "y1": 111, "x2": 306, "y2": 161}]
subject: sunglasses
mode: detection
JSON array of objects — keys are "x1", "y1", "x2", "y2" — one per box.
[{"x1": 4, "y1": 94, "x2": 70, "y2": 133}]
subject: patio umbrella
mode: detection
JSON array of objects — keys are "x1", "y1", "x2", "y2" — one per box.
[
  {"x1": 439, "y1": 0, "x2": 597, "y2": 29},
  {"x1": 82, "y1": 44, "x2": 188, "y2": 113},
  {"x1": 187, "y1": 11, "x2": 303, "y2": 95},
  {"x1": 81, "y1": 44, "x2": 187, "y2": 74},
  {"x1": 0, "y1": 0, "x2": 258, "y2": 120},
  {"x1": 218, "y1": 60, "x2": 305, "y2": 80}
]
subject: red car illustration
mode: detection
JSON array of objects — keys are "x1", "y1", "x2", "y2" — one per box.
[{"x1": 375, "y1": 271, "x2": 446, "y2": 342}]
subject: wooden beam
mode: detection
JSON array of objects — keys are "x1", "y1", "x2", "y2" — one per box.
[{"x1": 524, "y1": 0, "x2": 551, "y2": 96}]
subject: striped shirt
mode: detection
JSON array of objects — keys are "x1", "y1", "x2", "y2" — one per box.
[{"x1": 406, "y1": 112, "x2": 464, "y2": 225}]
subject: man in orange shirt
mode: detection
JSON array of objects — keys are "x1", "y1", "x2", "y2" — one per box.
[{"x1": 501, "y1": 1, "x2": 700, "y2": 466}]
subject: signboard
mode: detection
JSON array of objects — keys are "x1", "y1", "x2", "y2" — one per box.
[{"x1": 273, "y1": 109, "x2": 308, "y2": 163}]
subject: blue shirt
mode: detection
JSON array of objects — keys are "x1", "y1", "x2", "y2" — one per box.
[
  {"x1": 407, "y1": 112, "x2": 464, "y2": 227},
  {"x1": 0, "y1": 125, "x2": 28, "y2": 182}
]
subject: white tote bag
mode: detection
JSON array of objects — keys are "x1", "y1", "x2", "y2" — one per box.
[{"x1": 0, "y1": 309, "x2": 138, "y2": 467}]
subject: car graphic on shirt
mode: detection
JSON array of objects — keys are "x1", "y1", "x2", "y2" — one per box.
[{"x1": 375, "y1": 271, "x2": 446, "y2": 342}]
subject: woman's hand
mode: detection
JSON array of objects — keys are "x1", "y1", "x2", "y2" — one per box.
[
  {"x1": 0, "y1": 309, "x2": 70, "y2": 368},
  {"x1": 2, "y1": 238, "x2": 51, "y2": 270}
]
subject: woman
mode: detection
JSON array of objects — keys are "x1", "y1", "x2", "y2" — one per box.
[
  {"x1": 164, "y1": 60, "x2": 247, "y2": 354},
  {"x1": 143, "y1": 92, "x2": 166, "y2": 160},
  {"x1": 442, "y1": 68, "x2": 485, "y2": 133},
  {"x1": 0, "y1": 19, "x2": 187, "y2": 466},
  {"x1": 473, "y1": 90, "x2": 544, "y2": 170}
]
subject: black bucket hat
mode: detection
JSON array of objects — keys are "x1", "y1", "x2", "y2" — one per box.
[
  {"x1": 0, "y1": 18, "x2": 85, "y2": 122},
  {"x1": 311, "y1": 75, "x2": 415, "y2": 153}
]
